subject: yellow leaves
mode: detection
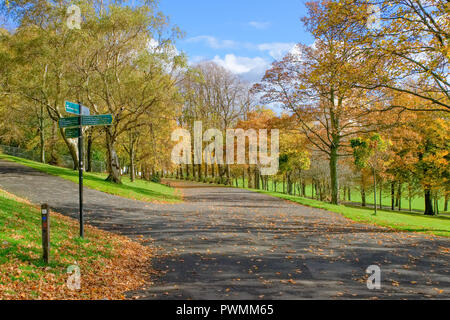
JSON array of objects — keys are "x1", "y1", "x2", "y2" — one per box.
[{"x1": 434, "y1": 288, "x2": 444, "y2": 294}]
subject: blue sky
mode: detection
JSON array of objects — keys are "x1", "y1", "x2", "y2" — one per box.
[{"x1": 158, "y1": 0, "x2": 314, "y2": 82}]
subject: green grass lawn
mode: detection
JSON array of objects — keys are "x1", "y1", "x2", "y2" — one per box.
[
  {"x1": 232, "y1": 177, "x2": 446, "y2": 213},
  {"x1": 0, "y1": 154, "x2": 181, "y2": 203},
  {"x1": 251, "y1": 189, "x2": 450, "y2": 237},
  {"x1": 0, "y1": 188, "x2": 152, "y2": 299}
]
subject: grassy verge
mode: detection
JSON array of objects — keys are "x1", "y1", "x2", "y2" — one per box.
[
  {"x1": 232, "y1": 178, "x2": 446, "y2": 213},
  {"x1": 0, "y1": 154, "x2": 181, "y2": 203},
  {"x1": 252, "y1": 189, "x2": 450, "y2": 237},
  {"x1": 0, "y1": 188, "x2": 154, "y2": 300}
]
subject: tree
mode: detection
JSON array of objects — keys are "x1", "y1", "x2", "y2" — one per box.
[
  {"x1": 253, "y1": 0, "x2": 385, "y2": 204},
  {"x1": 73, "y1": 4, "x2": 184, "y2": 183},
  {"x1": 183, "y1": 62, "x2": 251, "y2": 184},
  {"x1": 327, "y1": 0, "x2": 449, "y2": 112},
  {"x1": 351, "y1": 134, "x2": 390, "y2": 215},
  {"x1": 386, "y1": 109, "x2": 449, "y2": 215}
]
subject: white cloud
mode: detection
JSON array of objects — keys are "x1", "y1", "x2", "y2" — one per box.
[
  {"x1": 186, "y1": 35, "x2": 296, "y2": 62},
  {"x1": 189, "y1": 55, "x2": 207, "y2": 65},
  {"x1": 289, "y1": 43, "x2": 302, "y2": 56},
  {"x1": 185, "y1": 36, "x2": 237, "y2": 49},
  {"x1": 257, "y1": 42, "x2": 296, "y2": 60},
  {"x1": 248, "y1": 21, "x2": 271, "y2": 29},
  {"x1": 212, "y1": 54, "x2": 269, "y2": 82}
]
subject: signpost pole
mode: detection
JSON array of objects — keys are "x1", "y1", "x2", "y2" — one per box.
[
  {"x1": 78, "y1": 103, "x2": 84, "y2": 238},
  {"x1": 41, "y1": 204, "x2": 50, "y2": 263},
  {"x1": 61, "y1": 101, "x2": 112, "y2": 239}
]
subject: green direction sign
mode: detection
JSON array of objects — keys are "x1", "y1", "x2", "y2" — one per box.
[
  {"x1": 59, "y1": 116, "x2": 80, "y2": 129},
  {"x1": 81, "y1": 114, "x2": 113, "y2": 127},
  {"x1": 59, "y1": 114, "x2": 113, "y2": 128},
  {"x1": 65, "y1": 101, "x2": 90, "y2": 116},
  {"x1": 65, "y1": 128, "x2": 80, "y2": 139}
]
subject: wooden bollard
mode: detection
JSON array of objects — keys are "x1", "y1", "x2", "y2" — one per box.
[{"x1": 41, "y1": 204, "x2": 50, "y2": 264}]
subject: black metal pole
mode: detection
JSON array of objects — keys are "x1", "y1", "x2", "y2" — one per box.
[{"x1": 78, "y1": 103, "x2": 84, "y2": 238}]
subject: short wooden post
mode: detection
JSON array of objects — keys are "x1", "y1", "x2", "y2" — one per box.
[{"x1": 41, "y1": 204, "x2": 50, "y2": 263}]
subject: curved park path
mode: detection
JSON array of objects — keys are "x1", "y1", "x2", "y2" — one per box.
[{"x1": 0, "y1": 159, "x2": 449, "y2": 299}]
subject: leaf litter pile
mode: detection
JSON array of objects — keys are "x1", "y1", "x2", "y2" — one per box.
[{"x1": 0, "y1": 189, "x2": 154, "y2": 300}]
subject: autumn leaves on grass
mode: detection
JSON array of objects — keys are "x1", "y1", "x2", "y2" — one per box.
[{"x1": 0, "y1": 189, "x2": 154, "y2": 300}]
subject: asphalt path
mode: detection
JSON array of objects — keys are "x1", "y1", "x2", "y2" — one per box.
[{"x1": 0, "y1": 159, "x2": 449, "y2": 299}]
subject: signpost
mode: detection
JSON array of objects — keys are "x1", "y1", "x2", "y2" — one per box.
[
  {"x1": 65, "y1": 101, "x2": 90, "y2": 116},
  {"x1": 81, "y1": 114, "x2": 114, "y2": 127},
  {"x1": 65, "y1": 128, "x2": 80, "y2": 139},
  {"x1": 59, "y1": 116, "x2": 80, "y2": 129},
  {"x1": 59, "y1": 101, "x2": 113, "y2": 238},
  {"x1": 59, "y1": 115, "x2": 113, "y2": 128},
  {"x1": 77, "y1": 104, "x2": 84, "y2": 238},
  {"x1": 41, "y1": 204, "x2": 50, "y2": 263}
]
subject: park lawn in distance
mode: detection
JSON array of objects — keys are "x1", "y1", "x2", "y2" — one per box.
[
  {"x1": 0, "y1": 188, "x2": 153, "y2": 299},
  {"x1": 233, "y1": 178, "x2": 447, "y2": 213},
  {"x1": 0, "y1": 154, "x2": 181, "y2": 203},
  {"x1": 252, "y1": 190, "x2": 450, "y2": 238}
]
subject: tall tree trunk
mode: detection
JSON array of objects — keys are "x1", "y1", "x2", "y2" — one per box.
[
  {"x1": 424, "y1": 188, "x2": 434, "y2": 215},
  {"x1": 329, "y1": 145, "x2": 339, "y2": 204},
  {"x1": 444, "y1": 194, "x2": 448, "y2": 212},
  {"x1": 391, "y1": 182, "x2": 395, "y2": 211},
  {"x1": 39, "y1": 104, "x2": 45, "y2": 163},
  {"x1": 129, "y1": 147, "x2": 135, "y2": 182},
  {"x1": 373, "y1": 168, "x2": 377, "y2": 215},
  {"x1": 379, "y1": 182, "x2": 383, "y2": 210},
  {"x1": 48, "y1": 122, "x2": 58, "y2": 165},
  {"x1": 397, "y1": 183, "x2": 402, "y2": 211},
  {"x1": 247, "y1": 166, "x2": 253, "y2": 188},
  {"x1": 361, "y1": 186, "x2": 366, "y2": 207},
  {"x1": 105, "y1": 131, "x2": 121, "y2": 184},
  {"x1": 60, "y1": 127, "x2": 79, "y2": 170},
  {"x1": 197, "y1": 164, "x2": 202, "y2": 181},
  {"x1": 434, "y1": 195, "x2": 439, "y2": 215}
]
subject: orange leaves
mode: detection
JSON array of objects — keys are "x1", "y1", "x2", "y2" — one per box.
[
  {"x1": 0, "y1": 213, "x2": 154, "y2": 300},
  {"x1": 280, "y1": 279, "x2": 297, "y2": 285}
]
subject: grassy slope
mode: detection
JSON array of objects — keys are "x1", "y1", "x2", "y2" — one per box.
[
  {"x1": 0, "y1": 154, "x2": 181, "y2": 203},
  {"x1": 252, "y1": 189, "x2": 450, "y2": 237},
  {"x1": 0, "y1": 188, "x2": 152, "y2": 299}
]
